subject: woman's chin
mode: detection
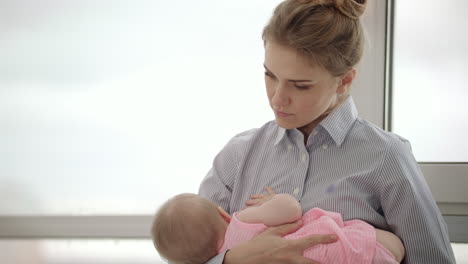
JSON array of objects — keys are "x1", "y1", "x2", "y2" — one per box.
[{"x1": 275, "y1": 119, "x2": 298, "y2": 129}]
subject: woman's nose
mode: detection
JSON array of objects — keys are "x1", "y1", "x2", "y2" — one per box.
[{"x1": 271, "y1": 85, "x2": 290, "y2": 109}]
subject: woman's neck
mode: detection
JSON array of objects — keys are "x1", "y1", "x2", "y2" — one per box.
[{"x1": 298, "y1": 114, "x2": 328, "y2": 145}]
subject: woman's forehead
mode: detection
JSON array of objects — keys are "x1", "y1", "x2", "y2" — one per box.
[{"x1": 264, "y1": 43, "x2": 327, "y2": 80}]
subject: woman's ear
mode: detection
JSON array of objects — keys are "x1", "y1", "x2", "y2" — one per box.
[
  {"x1": 217, "y1": 206, "x2": 231, "y2": 223},
  {"x1": 337, "y1": 68, "x2": 356, "y2": 95}
]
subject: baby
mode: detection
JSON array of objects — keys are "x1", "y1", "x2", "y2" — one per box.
[{"x1": 151, "y1": 192, "x2": 405, "y2": 264}]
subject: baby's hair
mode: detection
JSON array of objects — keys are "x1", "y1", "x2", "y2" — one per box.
[
  {"x1": 151, "y1": 193, "x2": 226, "y2": 264},
  {"x1": 263, "y1": 0, "x2": 367, "y2": 78}
]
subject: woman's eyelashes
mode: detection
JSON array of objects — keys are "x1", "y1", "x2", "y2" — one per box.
[
  {"x1": 264, "y1": 71, "x2": 275, "y2": 78},
  {"x1": 264, "y1": 71, "x2": 312, "y2": 90},
  {"x1": 294, "y1": 84, "x2": 311, "y2": 90}
]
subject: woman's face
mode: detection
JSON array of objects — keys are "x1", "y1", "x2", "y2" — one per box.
[{"x1": 264, "y1": 41, "x2": 346, "y2": 135}]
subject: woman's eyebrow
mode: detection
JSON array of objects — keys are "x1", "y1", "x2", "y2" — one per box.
[{"x1": 263, "y1": 64, "x2": 315, "y2": 83}]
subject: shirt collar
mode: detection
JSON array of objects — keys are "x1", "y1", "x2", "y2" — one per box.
[
  {"x1": 274, "y1": 126, "x2": 287, "y2": 146},
  {"x1": 319, "y1": 96, "x2": 358, "y2": 146},
  {"x1": 274, "y1": 96, "x2": 358, "y2": 146}
]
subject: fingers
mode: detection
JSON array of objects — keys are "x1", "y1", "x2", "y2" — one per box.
[
  {"x1": 250, "y1": 193, "x2": 264, "y2": 199},
  {"x1": 265, "y1": 186, "x2": 276, "y2": 195},
  {"x1": 246, "y1": 193, "x2": 266, "y2": 206},
  {"x1": 245, "y1": 198, "x2": 261, "y2": 206},
  {"x1": 295, "y1": 234, "x2": 338, "y2": 251},
  {"x1": 250, "y1": 186, "x2": 275, "y2": 199},
  {"x1": 246, "y1": 187, "x2": 276, "y2": 207}
]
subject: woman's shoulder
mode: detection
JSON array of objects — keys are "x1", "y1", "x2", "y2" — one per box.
[
  {"x1": 226, "y1": 120, "x2": 278, "y2": 146},
  {"x1": 215, "y1": 121, "x2": 278, "y2": 160},
  {"x1": 353, "y1": 118, "x2": 415, "y2": 166},
  {"x1": 218, "y1": 121, "x2": 279, "y2": 161},
  {"x1": 353, "y1": 117, "x2": 410, "y2": 147}
]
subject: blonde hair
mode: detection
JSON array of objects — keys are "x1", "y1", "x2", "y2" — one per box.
[
  {"x1": 151, "y1": 193, "x2": 226, "y2": 264},
  {"x1": 263, "y1": 0, "x2": 366, "y2": 77},
  {"x1": 262, "y1": 0, "x2": 367, "y2": 110}
]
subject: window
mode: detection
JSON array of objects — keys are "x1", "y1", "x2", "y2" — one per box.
[
  {"x1": 390, "y1": 0, "x2": 468, "y2": 218},
  {"x1": 392, "y1": 0, "x2": 468, "y2": 162},
  {"x1": 390, "y1": 0, "x2": 468, "y2": 242},
  {"x1": 0, "y1": 0, "x2": 281, "y2": 216},
  {"x1": 0, "y1": 1, "x2": 466, "y2": 262},
  {"x1": 0, "y1": 239, "x2": 163, "y2": 264}
]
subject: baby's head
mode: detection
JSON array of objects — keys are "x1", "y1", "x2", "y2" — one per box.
[{"x1": 151, "y1": 193, "x2": 230, "y2": 264}]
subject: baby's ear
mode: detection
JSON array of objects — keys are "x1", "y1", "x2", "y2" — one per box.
[{"x1": 217, "y1": 206, "x2": 231, "y2": 223}]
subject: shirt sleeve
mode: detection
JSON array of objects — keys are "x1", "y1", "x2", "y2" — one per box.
[
  {"x1": 198, "y1": 136, "x2": 239, "y2": 213},
  {"x1": 378, "y1": 138, "x2": 455, "y2": 263},
  {"x1": 198, "y1": 137, "x2": 240, "y2": 264},
  {"x1": 198, "y1": 131, "x2": 254, "y2": 264}
]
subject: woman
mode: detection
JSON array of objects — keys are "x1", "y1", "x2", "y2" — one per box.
[{"x1": 199, "y1": 0, "x2": 455, "y2": 263}]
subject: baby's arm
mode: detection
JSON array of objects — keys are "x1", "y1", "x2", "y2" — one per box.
[
  {"x1": 236, "y1": 193, "x2": 302, "y2": 226},
  {"x1": 375, "y1": 228, "x2": 405, "y2": 263}
]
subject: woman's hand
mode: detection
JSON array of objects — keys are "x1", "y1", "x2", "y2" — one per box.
[
  {"x1": 245, "y1": 186, "x2": 277, "y2": 207},
  {"x1": 223, "y1": 220, "x2": 338, "y2": 264}
]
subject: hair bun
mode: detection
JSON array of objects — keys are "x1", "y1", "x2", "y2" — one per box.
[{"x1": 333, "y1": 0, "x2": 367, "y2": 19}]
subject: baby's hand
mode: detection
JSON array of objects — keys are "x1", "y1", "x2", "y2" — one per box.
[{"x1": 245, "y1": 187, "x2": 277, "y2": 207}]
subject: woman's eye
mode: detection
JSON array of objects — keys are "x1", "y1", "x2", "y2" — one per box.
[
  {"x1": 295, "y1": 84, "x2": 311, "y2": 90},
  {"x1": 264, "y1": 72, "x2": 274, "y2": 78}
]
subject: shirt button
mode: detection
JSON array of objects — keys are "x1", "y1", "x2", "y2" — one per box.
[
  {"x1": 322, "y1": 144, "x2": 328, "y2": 150},
  {"x1": 288, "y1": 145, "x2": 293, "y2": 151},
  {"x1": 312, "y1": 130, "x2": 318, "y2": 136},
  {"x1": 293, "y1": 188, "x2": 300, "y2": 195},
  {"x1": 301, "y1": 153, "x2": 308, "y2": 162}
]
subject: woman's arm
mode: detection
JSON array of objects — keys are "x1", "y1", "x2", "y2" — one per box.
[
  {"x1": 223, "y1": 221, "x2": 337, "y2": 264},
  {"x1": 378, "y1": 139, "x2": 455, "y2": 263},
  {"x1": 237, "y1": 193, "x2": 302, "y2": 226},
  {"x1": 202, "y1": 221, "x2": 337, "y2": 264},
  {"x1": 199, "y1": 136, "x2": 241, "y2": 217},
  {"x1": 198, "y1": 138, "x2": 237, "y2": 264}
]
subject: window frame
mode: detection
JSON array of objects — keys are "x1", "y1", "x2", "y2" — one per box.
[
  {"x1": 386, "y1": 0, "x2": 468, "y2": 243},
  {"x1": 0, "y1": 0, "x2": 466, "y2": 243},
  {"x1": 385, "y1": 0, "x2": 468, "y2": 210}
]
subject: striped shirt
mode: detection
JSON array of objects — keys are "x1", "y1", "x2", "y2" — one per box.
[{"x1": 199, "y1": 96, "x2": 455, "y2": 264}]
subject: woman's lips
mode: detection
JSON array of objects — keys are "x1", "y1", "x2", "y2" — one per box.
[{"x1": 275, "y1": 110, "x2": 293, "y2": 118}]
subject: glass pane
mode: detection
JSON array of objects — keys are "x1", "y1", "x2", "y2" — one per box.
[
  {"x1": 1, "y1": 240, "x2": 467, "y2": 264},
  {"x1": 392, "y1": 0, "x2": 468, "y2": 162},
  {"x1": 0, "y1": 239, "x2": 163, "y2": 264},
  {"x1": 0, "y1": 0, "x2": 282, "y2": 215}
]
